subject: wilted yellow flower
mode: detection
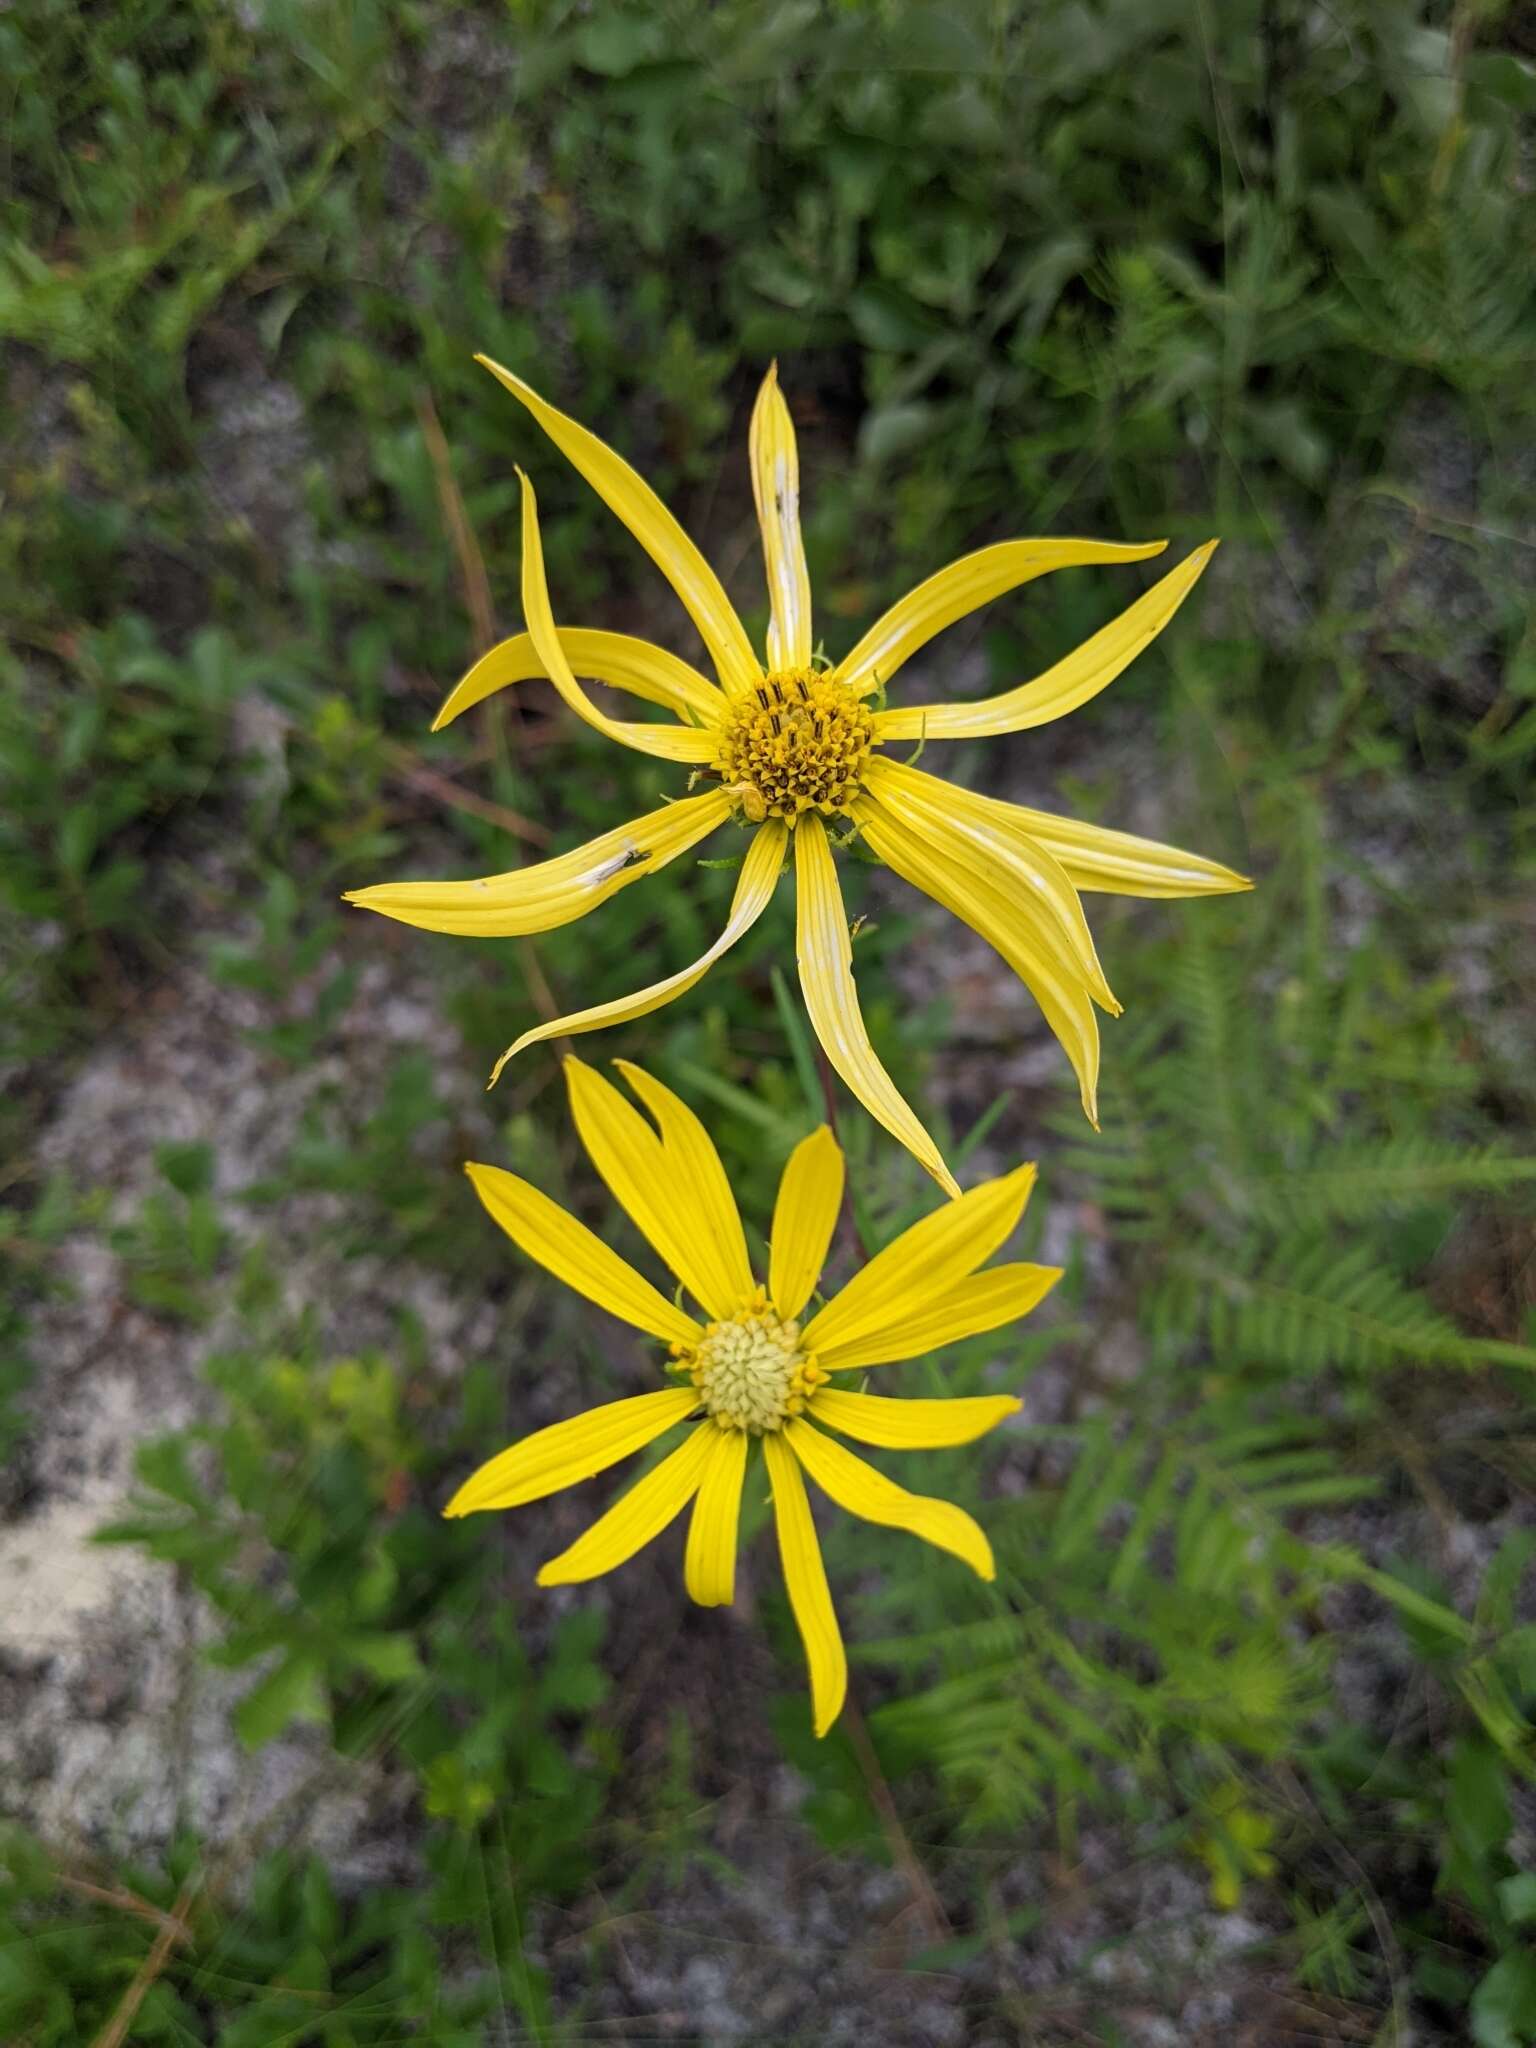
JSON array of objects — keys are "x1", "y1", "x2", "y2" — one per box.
[
  {"x1": 347, "y1": 360, "x2": 1250, "y2": 1194},
  {"x1": 446, "y1": 1057, "x2": 1056, "y2": 1736}
]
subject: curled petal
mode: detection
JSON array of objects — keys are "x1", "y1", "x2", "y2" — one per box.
[
  {"x1": 490, "y1": 820, "x2": 787, "y2": 1080},
  {"x1": 834, "y1": 537, "x2": 1169, "y2": 698},
  {"x1": 343, "y1": 789, "x2": 732, "y2": 938},
  {"x1": 794, "y1": 813, "x2": 958, "y2": 1198},
  {"x1": 444, "y1": 1388, "x2": 699, "y2": 1517},
  {"x1": 872, "y1": 541, "x2": 1218, "y2": 740},
  {"x1": 537, "y1": 1423, "x2": 715, "y2": 1584},
  {"x1": 855, "y1": 792, "x2": 1103, "y2": 1127},
  {"x1": 983, "y1": 802, "x2": 1253, "y2": 899},
  {"x1": 866, "y1": 759, "x2": 1119, "y2": 1013},
  {"x1": 479, "y1": 355, "x2": 760, "y2": 694},
  {"x1": 433, "y1": 627, "x2": 724, "y2": 732},
  {"x1": 750, "y1": 362, "x2": 813, "y2": 671},
  {"x1": 518, "y1": 472, "x2": 718, "y2": 760}
]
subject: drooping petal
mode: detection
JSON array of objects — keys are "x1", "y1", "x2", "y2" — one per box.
[
  {"x1": 343, "y1": 789, "x2": 733, "y2": 938},
  {"x1": 615, "y1": 1059, "x2": 757, "y2": 1314},
  {"x1": 444, "y1": 1388, "x2": 699, "y2": 1517},
  {"x1": 536, "y1": 1422, "x2": 716, "y2": 1584},
  {"x1": 866, "y1": 758, "x2": 1119, "y2": 1013},
  {"x1": 762, "y1": 1431, "x2": 847, "y2": 1737},
  {"x1": 564, "y1": 1059, "x2": 737, "y2": 1321},
  {"x1": 818, "y1": 1262, "x2": 1061, "y2": 1371},
  {"x1": 802, "y1": 1164, "x2": 1037, "y2": 1355},
  {"x1": 768, "y1": 1125, "x2": 845, "y2": 1322},
  {"x1": 811, "y1": 1388, "x2": 1022, "y2": 1450},
  {"x1": 794, "y1": 812, "x2": 959, "y2": 1199},
  {"x1": 433, "y1": 627, "x2": 724, "y2": 733},
  {"x1": 872, "y1": 541, "x2": 1218, "y2": 740},
  {"x1": 786, "y1": 1418, "x2": 995, "y2": 1579},
  {"x1": 683, "y1": 1426, "x2": 749, "y2": 1606},
  {"x1": 490, "y1": 820, "x2": 787, "y2": 1080},
  {"x1": 518, "y1": 472, "x2": 719, "y2": 761},
  {"x1": 855, "y1": 793, "x2": 1103, "y2": 1126},
  {"x1": 463, "y1": 1162, "x2": 703, "y2": 1346},
  {"x1": 749, "y1": 362, "x2": 813, "y2": 671},
  {"x1": 478, "y1": 355, "x2": 761, "y2": 695},
  {"x1": 833, "y1": 537, "x2": 1169, "y2": 698},
  {"x1": 980, "y1": 802, "x2": 1253, "y2": 899}
]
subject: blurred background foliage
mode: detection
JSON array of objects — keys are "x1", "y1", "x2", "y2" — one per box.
[{"x1": 2, "y1": 0, "x2": 1534, "y2": 2041}]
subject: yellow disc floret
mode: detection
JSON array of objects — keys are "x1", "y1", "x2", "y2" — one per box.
[
  {"x1": 713, "y1": 669, "x2": 875, "y2": 822},
  {"x1": 670, "y1": 1286, "x2": 828, "y2": 1433}
]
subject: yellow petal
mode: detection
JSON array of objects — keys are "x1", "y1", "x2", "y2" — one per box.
[
  {"x1": 517, "y1": 472, "x2": 719, "y2": 761},
  {"x1": 464, "y1": 1161, "x2": 702, "y2": 1346},
  {"x1": 615, "y1": 1058, "x2": 757, "y2": 1315},
  {"x1": 762, "y1": 1431, "x2": 847, "y2": 1737},
  {"x1": 343, "y1": 788, "x2": 732, "y2": 938},
  {"x1": 787, "y1": 1419, "x2": 995, "y2": 1579},
  {"x1": 683, "y1": 1425, "x2": 748, "y2": 1606},
  {"x1": 818, "y1": 1262, "x2": 1061, "y2": 1371},
  {"x1": 811, "y1": 1388, "x2": 1022, "y2": 1449},
  {"x1": 866, "y1": 759, "x2": 1119, "y2": 1013},
  {"x1": 536, "y1": 1422, "x2": 715, "y2": 1584},
  {"x1": 854, "y1": 793, "x2": 1102, "y2": 1127},
  {"x1": 478, "y1": 355, "x2": 760, "y2": 695},
  {"x1": 750, "y1": 362, "x2": 813, "y2": 671},
  {"x1": 794, "y1": 812, "x2": 958, "y2": 1198},
  {"x1": 802, "y1": 1164, "x2": 1037, "y2": 1355},
  {"x1": 490, "y1": 820, "x2": 787, "y2": 1081},
  {"x1": 871, "y1": 541, "x2": 1218, "y2": 739},
  {"x1": 444, "y1": 1388, "x2": 699, "y2": 1517},
  {"x1": 768, "y1": 1124, "x2": 845, "y2": 1322},
  {"x1": 985, "y1": 803, "x2": 1253, "y2": 899},
  {"x1": 564, "y1": 1058, "x2": 735, "y2": 1320},
  {"x1": 833, "y1": 537, "x2": 1169, "y2": 697},
  {"x1": 432, "y1": 627, "x2": 724, "y2": 733}
]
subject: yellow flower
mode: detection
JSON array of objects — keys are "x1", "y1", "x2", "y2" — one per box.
[
  {"x1": 445, "y1": 1057, "x2": 1057, "y2": 1736},
  {"x1": 347, "y1": 360, "x2": 1251, "y2": 1194}
]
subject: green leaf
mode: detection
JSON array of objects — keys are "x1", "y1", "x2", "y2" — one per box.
[
  {"x1": 235, "y1": 1652, "x2": 330, "y2": 1750},
  {"x1": 344, "y1": 1632, "x2": 425, "y2": 1684},
  {"x1": 154, "y1": 1140, "x2": 215, "y2": 1198},
  {"x1": 1471, "y1": 1951, "x2": 1536, "y2": 2048}
]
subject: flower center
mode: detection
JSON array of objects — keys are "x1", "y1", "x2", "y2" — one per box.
[
  {"x1": 713, "y1": 669, "x2": 875, "y2": 823},
  {"x1": 671, "y1": 1287, "x2": 827, "y2": 1433}
]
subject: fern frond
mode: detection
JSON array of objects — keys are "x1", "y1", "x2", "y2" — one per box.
[{"x1": 1244, "y1": 1142, "x2": 1536, "y2": 1225}]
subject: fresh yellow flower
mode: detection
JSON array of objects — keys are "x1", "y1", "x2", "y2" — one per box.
[
  {"x1": 446, "y1": 1057, "x2": 1057, "y2": 1736},
  {"x1": 347, "y1": 360, "x2": 1251, "y2": 1195}
]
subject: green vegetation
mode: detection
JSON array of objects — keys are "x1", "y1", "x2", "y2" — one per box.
[{"x1": 2, "y1": 0, "x2": 1533, "y2": 2040}]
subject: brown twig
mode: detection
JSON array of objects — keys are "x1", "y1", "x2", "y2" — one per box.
[
  {"x1": 413, "y1": 389, "x2": 570, "y2": 1050},
  {"x1": 841, "y1": 1684, "x2": 953, "y2": 1945},
  {"x1": 810, "y1": 1036, "x2": 951, "y2": 1944},
  {"x1": 58, "y1": 1874, "x2": 195, "y2": 1944},
  {"x1": 814, "y1": 1040, "x2": 870, "y2": 1268},
  {"x1": 416, "y1": 386, "x2": 497, "y2": 657},
  {"x1": 382, "y1": 741, "x2": 550, "y2": 847},
  {"x1": 89, "y1": 1875, "x2": 200, "y2": 2048}
]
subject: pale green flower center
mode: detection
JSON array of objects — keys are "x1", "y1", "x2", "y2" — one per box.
[
  {"x1": 672, "y1": 1289, "x2": 828, "y2": 1433},
  {"x1": 713, "y1": 669, "x2": 875, "y2": 823}
]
